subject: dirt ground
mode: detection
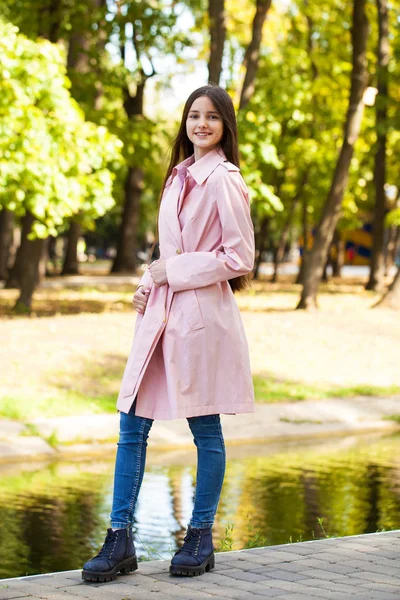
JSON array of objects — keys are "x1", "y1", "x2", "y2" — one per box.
[{"x1": 1, "y1": 277, "x2": 399, "y2": 411}]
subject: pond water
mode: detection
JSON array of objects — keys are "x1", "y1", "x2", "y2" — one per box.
[{"x1": 1, "y1": 432, "x2": 400, "y2": 580}]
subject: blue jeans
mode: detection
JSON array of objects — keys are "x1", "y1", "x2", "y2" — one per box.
[{"x1": 110, "y1": 401, "x2": 226, "y2": 530}]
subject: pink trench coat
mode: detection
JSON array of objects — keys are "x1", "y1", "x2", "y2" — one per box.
[{"x1": 117, "y1": 148, "x2": 255, "y2": 420}]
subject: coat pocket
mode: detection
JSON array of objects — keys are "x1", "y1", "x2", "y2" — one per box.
[{"x1": 176, "y1": 289, "x2": 204, "y2": 330}]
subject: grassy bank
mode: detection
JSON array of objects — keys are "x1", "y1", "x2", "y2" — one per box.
[
  {"x1": 1, "y1": 274, "x2": 399, "y2": 423},
  {"x1": 253, "y1": 376, "x2": 400, "y2": 404},
  {"x1": 1, "y1": 378, "x2": 400, "y2": 422}
]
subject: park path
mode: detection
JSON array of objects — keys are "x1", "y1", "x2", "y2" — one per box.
[{"x1": 1, "y1": 530, "x2": 399, "y2": 599}]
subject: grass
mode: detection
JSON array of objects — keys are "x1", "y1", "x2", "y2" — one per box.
[
  {"x1": 218, "y1": 523, "x2": 235, "y2": 552},
  {"x1": 19, "y1": 423, "x2": 41, "y2": 437},
  {"x1": 2, "y1": 377, "x2": 400, "y2": 423},
  {"x1": 253, "y1": 375, "x2": 400, "y2": 403},
  {"x1": 45, "y1": 431, "x2": 60, "y2": 448},
  {"x1": 0, "y1": 392, "x2": 116, "y2": 421},
  {"x1": 217, "y1": 516, "x2": 332, "y2": 553},
  {"x1": 383, "y1": 414, "x2": 400, "y2": 424}
]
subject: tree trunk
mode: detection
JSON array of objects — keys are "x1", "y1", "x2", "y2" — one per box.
[
  {"x1": 62, "y1": 1, "x2": 106, "y2": 275},
  {"x1": 272, "y1": 171, "x2": 308, "y2": 283},
  {"x1": 375, "y1": 268, "x2": 400, "y2": 309},
  {"x1": 332, "y1": 231, "x2": 345, "y2": 277},
  {"x1": 239, "y1": 0, "x2": 272, "y2": 110},
  {"x1": 272, "y1": 232, "x2": 289, "y2": 283},
  {"x1": 15, "y1": 236, "x2": 44, "y2": 312},
  {"x1": 0, "y1": 208, "x2": 13, "y2": 280},
  {"x1": 297, "y1": 0, "x2": 369, "y2": 310},
  {"x1": 38, "y1": 0, "x2": 62, "y2": 42},
  {"x1": 62, "y1": 220, "x2": 82, "y2": 275},
  {"x1": 4, "y1": 211, "x2": 44, "y2": 310},
  {"x1": 322, "y1": 256, "x2": 329, "y2": 282},
  {"x1": 112, "y1": 79, "x2": 147, "y2": 274},
  {"x1": 6, "y1": 213, "x2": 36, "y2": 289},
  {"x1": 47, "y1": 236, "x2": 58, "y2": 275},
  {"x1": 93, "y1": 0, "x2": 107, "y2": 111},
  {"x1": 111, "y1": 167, "x2": 144, "y2": 273},
  {"x1": 253, "y1": 216, "x2": 269, "y2": 280},
  {"x1": 366, "y1": 0, "x2": 389, "y2": 291},
  {"x1": 297, "y1": 254, "x2": 308, "y2": 285},
  {"x1": 385, "y1": 226, "x2": 399, "y2": 274},
  {"x1": 384, "y1": 226, "x2": 394, "y2": 274},
  {"x1": 295, "y1": 8, "x2": 317, "y2": 286},
  {"x1": 67, "y1": 30, "x2": 90, "y2": 72},
  {"x1": 59, "y1": 24, "x2": 90, "y2": 278},
  {"x1": 208, "y1": 0, "x2": 226, "y2": 85},
  {"x1": 39, "y1": 237, "x2": 50, "y2": 279},
  {"x1": 296, "y1": 196, "x2": 310, "y2": 284}
]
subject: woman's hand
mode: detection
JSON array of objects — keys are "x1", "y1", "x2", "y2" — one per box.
[
  {"x1": 132, "y1": 286, "x2": 150, "y2": 314},
  {"x1": 148, "y1": 259, "x2": 168, "y2": 287}
]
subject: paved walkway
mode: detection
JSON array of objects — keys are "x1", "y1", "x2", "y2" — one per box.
[
  {"x1": 1, "y1": 531, "x2": 399, "y2": 599},
  {"x1": 0, "y1": 396, "x2": 399, "y2": 462}
]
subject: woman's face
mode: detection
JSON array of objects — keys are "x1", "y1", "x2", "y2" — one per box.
[{"x1": 186, "y1": 95, "x2": 224, "y2": 159}]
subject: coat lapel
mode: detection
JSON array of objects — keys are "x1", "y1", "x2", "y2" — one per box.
[
  {"x1": 160, "y1": 174, "x2": 185, "y2": 250},
  {"x1": 160, "y1": 149, "x2": 227, "y2": 253}
]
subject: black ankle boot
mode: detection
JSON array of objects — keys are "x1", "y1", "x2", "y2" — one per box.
[
  {"x1": 170, "y1": 525, "x2": 215, "y2": 577},
  {"x1": 82, "y1": 526, "x2": 138, "y2": 583}
]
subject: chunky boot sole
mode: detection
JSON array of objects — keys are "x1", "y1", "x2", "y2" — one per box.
[
  {"x1": 169, "y1": 551, "x2": 215, "y2": 577},
  {"x1": 82, "y1": 555, "x2": 138, "y2": 583}
]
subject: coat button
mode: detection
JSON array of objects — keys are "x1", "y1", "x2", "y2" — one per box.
[{"x1": 176, "y1": 249, "x2": 182, "y2": 254}]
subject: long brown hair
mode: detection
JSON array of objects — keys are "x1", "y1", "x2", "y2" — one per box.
[{"x1": 154, "y1": 84, "x2": 251, "y2": 293}]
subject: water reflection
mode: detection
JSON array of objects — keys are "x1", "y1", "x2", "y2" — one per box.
[{"x1": 1, "y1": 433, "x2": 399, "y2": 579}]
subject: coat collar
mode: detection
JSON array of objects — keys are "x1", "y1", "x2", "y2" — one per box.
[{"x1": 173, "y1": 148, "x2": 227, "y2": 186}]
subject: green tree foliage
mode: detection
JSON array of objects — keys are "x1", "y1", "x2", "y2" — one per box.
[
  {"x1": 240, "y1": 1, "x2": 362, "y2": 249},
  {"x1": 0, "y1": 19, "x2": 123, "y2": 238}
]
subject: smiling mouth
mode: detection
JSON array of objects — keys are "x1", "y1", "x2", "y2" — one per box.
[{"x1": 195, "y1": 132, "x2": 212, "y2": 136}]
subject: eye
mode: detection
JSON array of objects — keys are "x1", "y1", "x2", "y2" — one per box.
[{"x1": 188, "y1": 114, "x2": 198, "y2": 119}]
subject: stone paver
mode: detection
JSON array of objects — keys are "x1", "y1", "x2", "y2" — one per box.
[{"x1": 0, "y1": 530, "x2": 399, "y2": 600}]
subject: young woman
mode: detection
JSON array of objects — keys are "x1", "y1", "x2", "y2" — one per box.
[{"x1": 82, "y1": 84, "x2": 255, "y2": 582}]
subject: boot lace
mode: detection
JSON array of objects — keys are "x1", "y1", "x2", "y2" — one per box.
[
  {"x1": 181, "y1": 527, "x2": 202, "y2": 555},
  {"x1": 95, "y1": 530, "x2": 118, "y2": 560}
]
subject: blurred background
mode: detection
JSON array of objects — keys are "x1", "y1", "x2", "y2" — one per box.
[
  {"x1": 0, "y1": 0, "x2": 399, "y2": 311},
  {"x1": 1, "y1": 0, "x2": 400, "y2": 580}
]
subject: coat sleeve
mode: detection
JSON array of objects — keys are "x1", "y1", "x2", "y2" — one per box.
[
  {"x1": 136, "y1": 266, "x2": 153, "y2": 291},
  {"x1": 165, "y1": 170, "x2": 255, "y2": 292}
]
